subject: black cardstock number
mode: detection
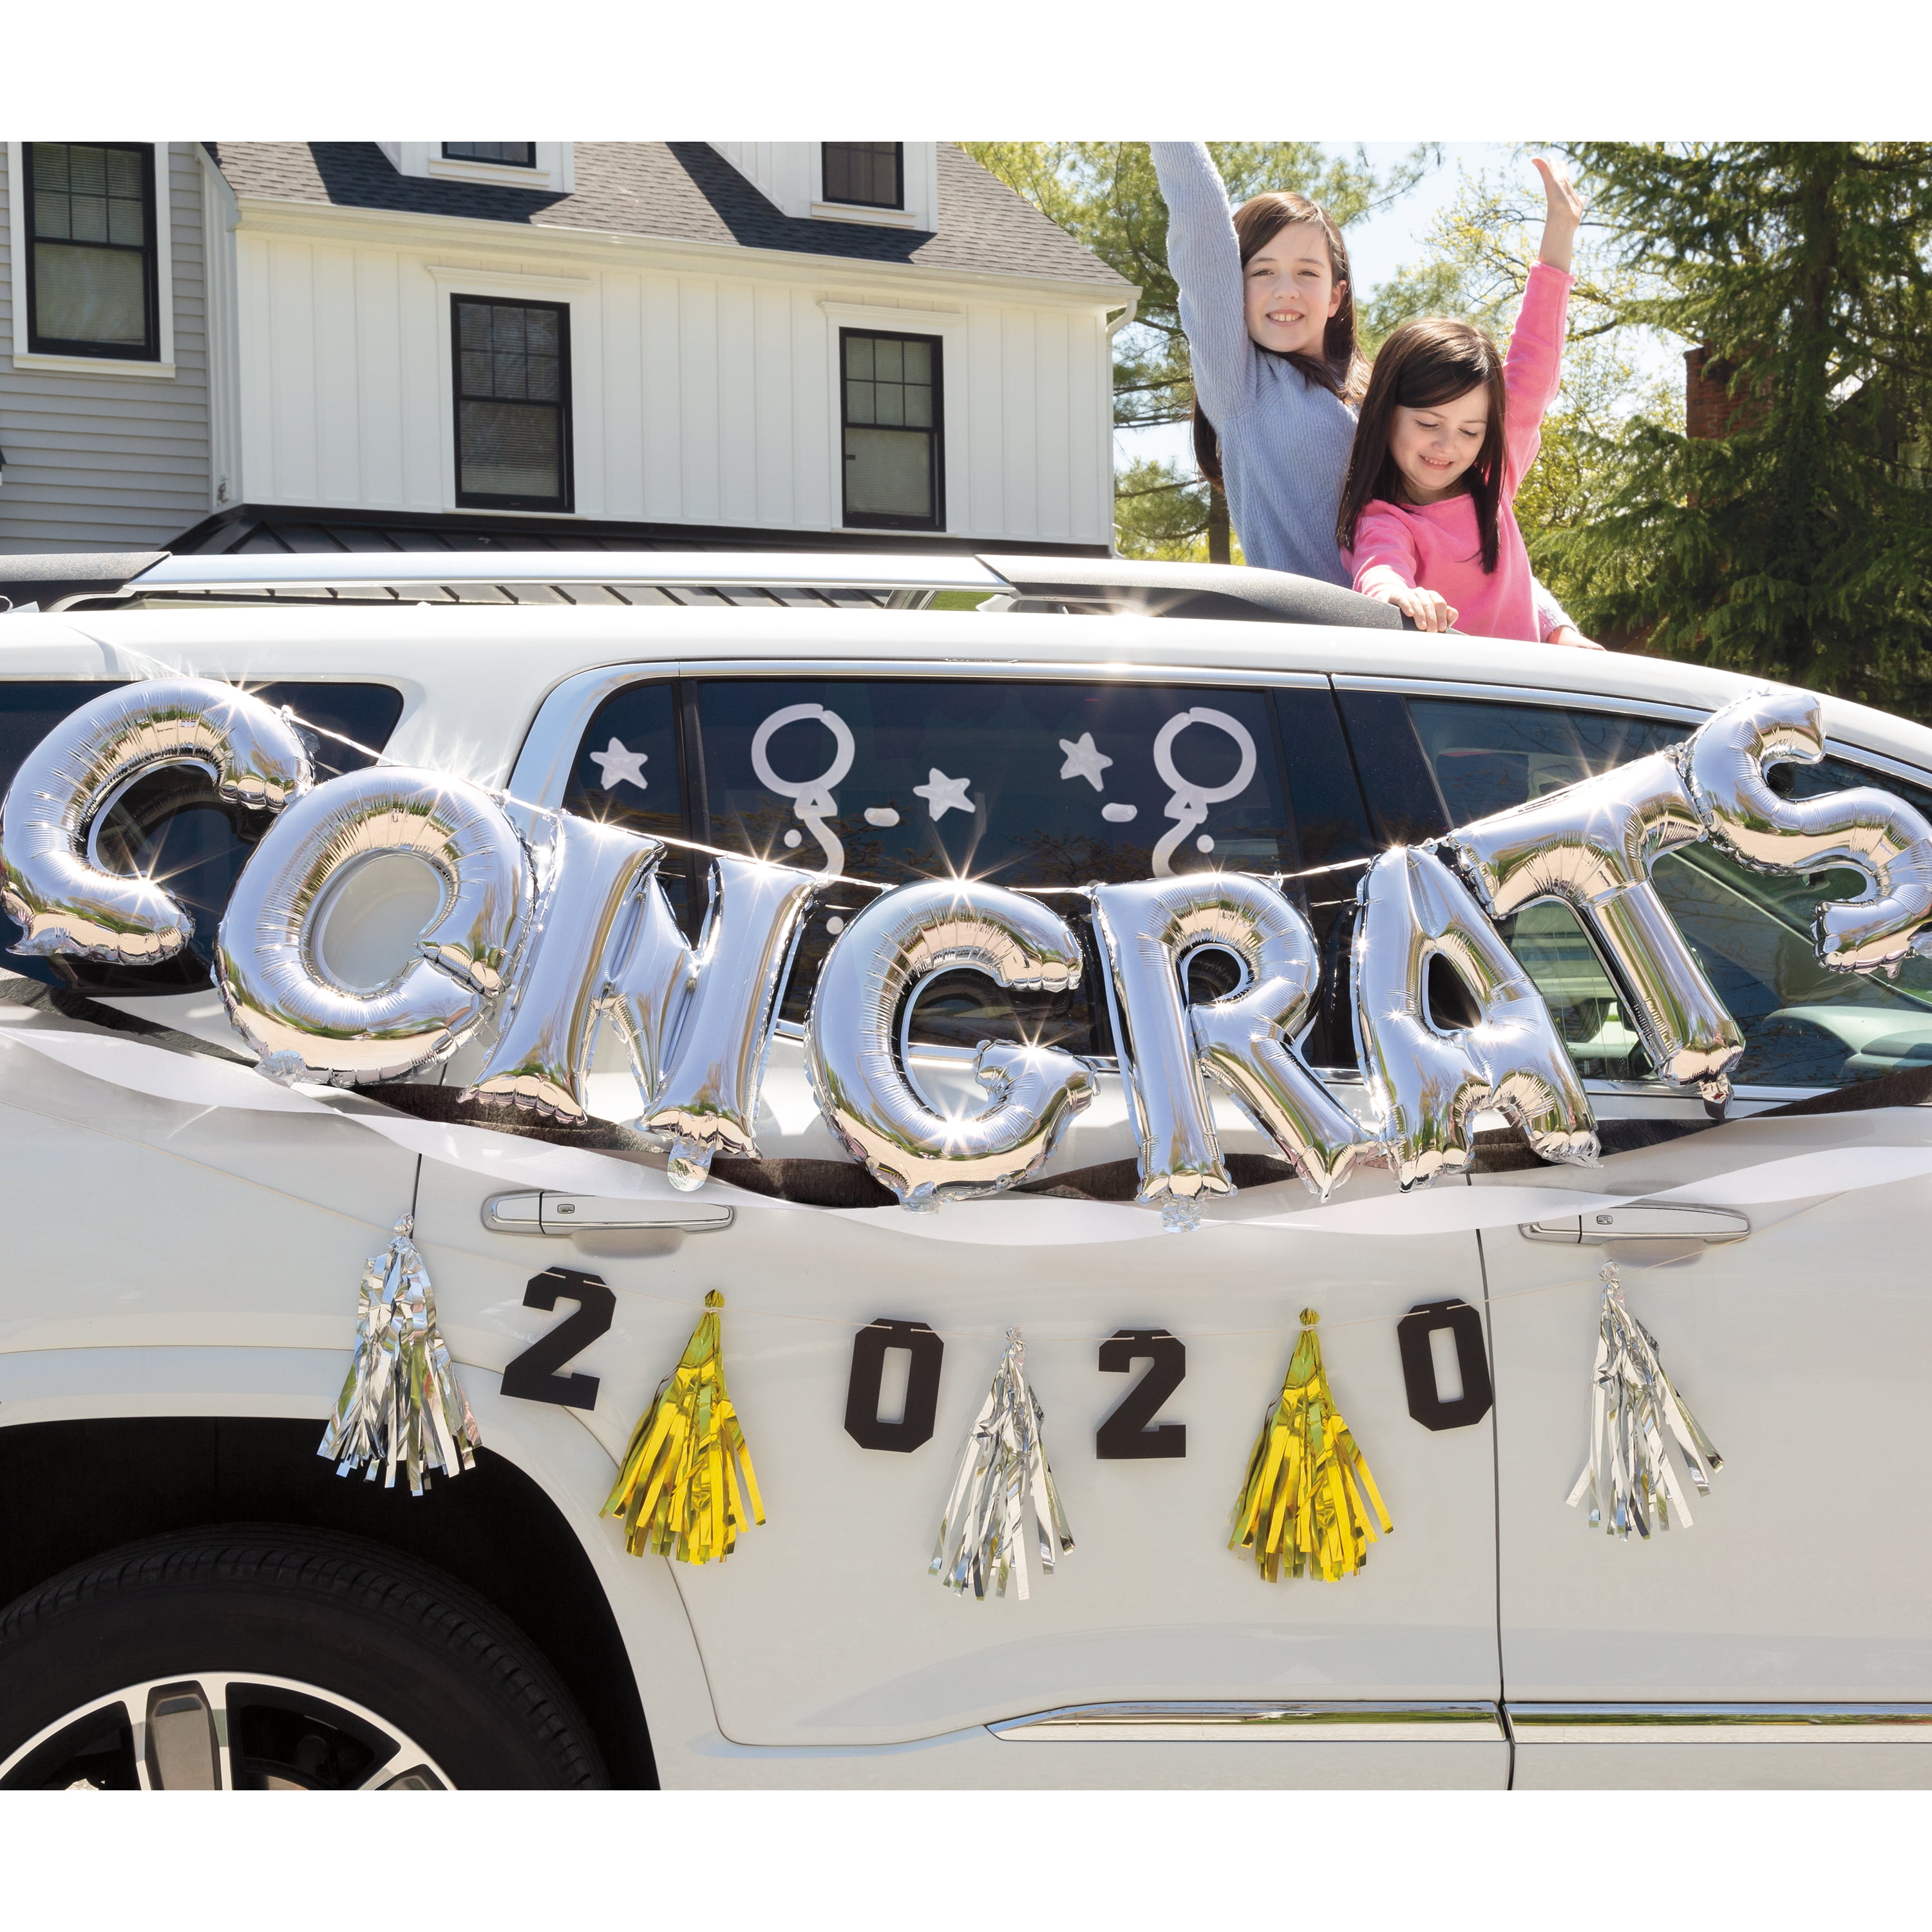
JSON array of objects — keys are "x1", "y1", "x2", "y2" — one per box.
[
  {"x1": 844, "y1": 1319, "x2": 943, "y2": 1452},
  {"x1": 1094, "y1": 1329, "x2": 1186, "y2": 1459},
  {"x1": 1396, "y1": 1298, "x2": 1494, "y2": 1431},
  {"x1": 500, "y1": 1268, "x2": 617, "y2": 1411}
]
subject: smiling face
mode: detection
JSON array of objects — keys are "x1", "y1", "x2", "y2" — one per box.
[
  {"x1": 1388, "y1": 387, "x2": 1492, "y2": 504},
  {"x1": 1242, "y1": 221, "x2": 1345, "y2": 358}
]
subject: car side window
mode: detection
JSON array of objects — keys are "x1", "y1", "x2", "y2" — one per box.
[
  {"x1": 0, "y1": 680, "x2": 405, "y2": 996},
  {"x1": 1401, "y1": 694, "x2": 1932, "y2": 1090},
  {"x1": 694, "y1": 677, "x2": 1297, "y2": 1041},
  {"x1": 559, "y1": 677, "x2": 688, "y2": 926}
]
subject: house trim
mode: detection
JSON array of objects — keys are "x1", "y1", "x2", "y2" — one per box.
[
  {"x1": 6, "y1": 140, "x2": 176, "y2": 375},
  {"x1": 229, "y1": 196, "x2": 1130, "y2": 312}
]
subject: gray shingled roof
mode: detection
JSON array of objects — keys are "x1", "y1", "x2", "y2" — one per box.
[{"x1": 206, "y1": 142, "x2": 1130, "y2": 290}]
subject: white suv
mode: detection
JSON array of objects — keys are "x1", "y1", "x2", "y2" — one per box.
[{"x1": 1, "y1": 548, "x2": 1929, "y2": 1792}]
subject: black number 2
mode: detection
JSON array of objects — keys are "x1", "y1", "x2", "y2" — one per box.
[
  {"x1": 500, "y1": 1268, "x2": 616, "y2": 1411},
  {"x1": 1094, "y1": 1329, "x2": 1186, "y2": 1459}
]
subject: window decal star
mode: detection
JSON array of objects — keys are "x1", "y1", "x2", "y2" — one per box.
[
  {"x1": 587, "y1": 738, "x2": 649, "y2": 791},
  {"x1": 1058, "y1": 732, "x2": 1113, "y2": 791},
  {"x1": 912, "y1": 768, "x2": 975, "y2": 820}
]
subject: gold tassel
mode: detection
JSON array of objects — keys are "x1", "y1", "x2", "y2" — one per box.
[
  {"x1": 601, "y1": 1290, "x2": 764, "y2": 1563},
  {"x1": 1231, "y1": 1307, "x2": 1390, "y2": 1582}
]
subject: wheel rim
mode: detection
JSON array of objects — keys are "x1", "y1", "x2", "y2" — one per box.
[{"x1": 0, "y1": 1672, "x2": 455, "y2": 1790}]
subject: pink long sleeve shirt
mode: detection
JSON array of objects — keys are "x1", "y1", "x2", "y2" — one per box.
[{"x1": 1345, "y1": 263, "x2": 1574, "y2": 643}]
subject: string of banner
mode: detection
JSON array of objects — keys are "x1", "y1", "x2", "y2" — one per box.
[{"x1": 6, "y1": 668, "x2": 1932, "y2": 1596}]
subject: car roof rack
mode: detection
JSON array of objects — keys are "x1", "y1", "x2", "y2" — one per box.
[{"x1": 0, "y1": 548, "x2": 1402, "y2": 629}]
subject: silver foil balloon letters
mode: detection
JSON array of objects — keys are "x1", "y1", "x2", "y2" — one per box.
[
  {"x1": 1, "y1": 677, "x2": 311, "y2": 964},
  {"x1": 1448, "y1": 752, "x2": 1743, "y2": 1097},
  {"x1": 618, "y1": 853, "x2": 821, "y2": 1189},
  {"x1": 805, "y1": 877, "x2": 1094, "y2": 1207},
  {"x1": 1354, "y1": 845, "x2": 1598, "y2": 1189},
  {"x1": 1092, "y1": 874, "x2": 1370, "y2": 1213},
  {"x1": 1683, "y1": 688, "x2": 1932, "y2": 973},
  {"x1": 217, "y1": 768, "x2": 529, "y2": 1083}
]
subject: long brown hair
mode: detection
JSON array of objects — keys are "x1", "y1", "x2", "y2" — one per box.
[
  {"x1": 1335, "y1": 317, "x2": 1509, "y2": 573},
  {"x1": 1193, "y1": 192, "x2": 1365, "y2": 489}
]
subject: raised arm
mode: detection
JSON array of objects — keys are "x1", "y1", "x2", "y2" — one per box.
[
  {"x1": 1502, "y1": 158, "x2": 1583, "y2": 494},
  {"x1": 1150, "y1": 142, "x2": 1256, "y2": 426}
]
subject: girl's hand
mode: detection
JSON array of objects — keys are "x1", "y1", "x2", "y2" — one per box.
[
  {"x1": 1388, "y1": 585, "x2": 1457, "y2": 632},
  {"x1": 1532, "y1": 156, "x2": 1584, "y2": 275},
  {"x1": 1548, "y1": 625, "x2": 1605, "y2": 650}
]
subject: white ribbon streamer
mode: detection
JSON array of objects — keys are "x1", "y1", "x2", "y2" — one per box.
[{"x1": 6, "y1": 1017, "x2": 1932, "y2": 1245}]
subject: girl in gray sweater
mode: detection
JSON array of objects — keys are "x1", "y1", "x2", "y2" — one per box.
[{"x1": 1150, "y1": 142, "x2": 1591, "y2": 645}]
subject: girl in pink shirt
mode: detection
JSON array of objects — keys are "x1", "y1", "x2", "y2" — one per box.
[{"x1": 1338, "y1": 159, "x2": 1602, "y2": 648}]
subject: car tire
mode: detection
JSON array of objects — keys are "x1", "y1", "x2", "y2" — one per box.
[{"x1": 0, "y1": 1526, "x2": 607, "y2": 1789}]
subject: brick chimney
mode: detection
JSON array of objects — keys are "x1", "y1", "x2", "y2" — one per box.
[{"x1": 1685, "y1": 345, "x2": 1771, "y2": 439}]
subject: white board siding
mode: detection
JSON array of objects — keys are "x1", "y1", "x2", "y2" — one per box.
[
  {"x1": 229, "y1": 223, "x2": 1115, "y2": 545},
  {"x1": 0, "y1": 143, "x2": 212, "y2": 553}
]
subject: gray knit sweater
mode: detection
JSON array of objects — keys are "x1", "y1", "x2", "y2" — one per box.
[{"x1": 1152, "y1": 142, "x2": 1571, "y2": 634}]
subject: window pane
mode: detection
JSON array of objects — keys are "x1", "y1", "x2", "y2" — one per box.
[
  {"x1": 106, "y1": 147, "x2": 142, "y2": 198},
  {"x1": 903, "y1": 385, "x2": 932, "y2": 428},
  {"x1": 107, "y1": 195, "x2": 145, "y2": 246},
  {"x1": 491, "y1": 352, "x2": 527, "y2": 400},
  {"x1": 844, "y1": 335, "x2": 874, "y2": 379},
  {"x1": 699, "y1": 676, "x2": 1293, "y2": 1030},
  {"x1": 526, "y1": 354, "x2": 560, "y2": 402},
  {"x1": 459, "y1": 350, "x2": 491, "y2": 394},
  {"x1": 873, "y1": 384, "x2": 904, "y2": 427},
  {"x1": 902, "y1": 340, "x2": 931, "y2": 384},
  {"x1": 32, "y1": 144, "x2": 70, "y2": 193},
  {"x1": 491, "y1": 305, "x2": 526, "y2": 353},
  {"x1": 874, "y1": 338, "x2": 903, "y2": 383},
  {"x1": 844, "y1": 426, "x2": 931, "y2": 518},
  {"x1": 69, "y1": 191, "x2": 109, "y2": 243},
  {"x1": 458, "y1": 301, "x2": 491, "y2": 350},
  {"x1": 460, "y1": 399, "x2": 560, "y2": 499},
  {"x1": 1495, "y1": 900, "x2": 1649, "y2": 1081},
  {"x1": 33, "y1": 189, "x2": 70, "y2": 240},
  {"x1": 524, "y1": 308, "x2": 558, "y2": 357},
  {"x1": 444, "y1": 143, "x2": 536, "y2": 166},
  {"x1": 822, "y1": 141, "x2": 901, "y2": 207},
  {"x1": 844, "y1": 379, "x2": 875, "y2": 426},
  {"x1": 1407, "y1": 697, "x2": 1682, "y2": 823},
  {"x1": 68, "y1": 145, "x2": 106, "y2": 197},
  {"x1": 33, "y1": 242, "x2": 146, "y2": 345}
]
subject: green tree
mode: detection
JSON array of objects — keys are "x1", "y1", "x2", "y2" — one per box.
[
  {"x1": 963, "y1": 142, "x2": 1428, "y2": 560},
  {"x1": 1550, "y1": 144, "x2": 1932, "y2": 708}
]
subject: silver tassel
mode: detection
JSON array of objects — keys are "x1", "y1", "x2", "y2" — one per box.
[
  {"x1": 1567, "y1": 1263, "x2": 1723, "y2": 1537},
  {"x1": 931, "y1": 1329, "x2": 1073, "y2": 1600},
  {"x1": 318, "y1": 1215, "x2": 481, "y2": 1495}
]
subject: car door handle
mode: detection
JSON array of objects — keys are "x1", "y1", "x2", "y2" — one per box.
[
  {"x1": 1519, "y1": 1205, "x2": 1750, "y2": 1244},
  {"x1": 482, "y1": 1191, "x2": 734, "y2": 1235}
]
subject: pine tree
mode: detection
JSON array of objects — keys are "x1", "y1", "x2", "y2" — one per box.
[{"x1": 1552, "y1": 144, "x2": 1932, "y2": 710}]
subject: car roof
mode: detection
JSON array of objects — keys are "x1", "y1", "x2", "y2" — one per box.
[{"x1": 5, "y1": 601, "x2": 1929, "y2": 792}]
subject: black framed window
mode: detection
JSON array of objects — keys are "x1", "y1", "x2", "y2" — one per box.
[
  {"x1": 452, "y1": 296, "x2": 572, "y2": 511},
  {"x1": 442, "y1": 144, "x2": 537, "y2": 167},
  {"x1": 822, "y1": 143, "x2": 903, "y2": 209},
  {"x1": 841, "y1": 330, "x2": 942, "y2": 531},
  {"x1": 24, "y1": 143, "x2": 159, "y2": 359}
]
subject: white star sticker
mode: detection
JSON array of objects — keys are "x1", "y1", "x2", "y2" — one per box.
[
  {"x1": 587, "y1": 737, "x2": 649, "y2": 792},
  {"x1": 1058, "y1": 732, "x2": 1113, "y2": 791},
  {"x1": 912, "y1": 767, "x2": 975, "y2": 820}
]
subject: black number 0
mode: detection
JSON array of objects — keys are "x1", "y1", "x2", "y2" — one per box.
[
  {"x1": 1396, "y1": 1298, "x2": 1493, "y2": 1431},
  {"x1": 1094, "y1": 1329, "x2": 1186, "y2": 1459},
  {"x1": 844, "y1": 1318, "x2": 943, "y2": 1452},
  {"x1": 500, "y1": 1268, "x2": 616, "y2": 1411}
]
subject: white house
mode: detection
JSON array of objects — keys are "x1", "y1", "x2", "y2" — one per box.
[{"x1": 0, "y1": 142, "x2": 1134, "y2": 560}]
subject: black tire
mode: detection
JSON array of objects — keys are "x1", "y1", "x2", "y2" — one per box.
[{"x1": 0, "y1": 1526, "x2": 607, "y2": 1789}]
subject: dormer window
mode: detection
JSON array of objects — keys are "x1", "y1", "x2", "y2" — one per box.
[
  {"x1": 822, "y1": 144, "x2": 903, "y2": 211},
  {"x1": 442, "y1": 144, "x2": 536, "y2": 168}
]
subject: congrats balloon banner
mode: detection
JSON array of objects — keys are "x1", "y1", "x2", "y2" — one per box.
[{"x1": 6, "y1": 677, "x2": 1932, "y2": 1229}]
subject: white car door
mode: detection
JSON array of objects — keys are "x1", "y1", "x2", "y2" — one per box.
[
  {"x1": 1370, "y1": 681, "x2": 1932, "y2": 1788},
  {"x1": 412, "y1": 654, "x2": 1511, "y2": 1785}
]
